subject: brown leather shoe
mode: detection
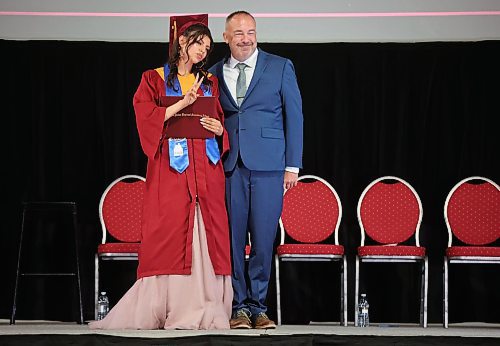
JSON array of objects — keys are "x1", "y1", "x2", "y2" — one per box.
[
  {"x1": 253, "y1": 312, "x2": 276, "y2": 329},
  {"x1": 229, "y1": 310, "x2": 252, "y2": 329}
]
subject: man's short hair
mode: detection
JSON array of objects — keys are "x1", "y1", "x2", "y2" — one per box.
[{"x1": 226, "y1": 11, "x2": 255, "y2": 24}]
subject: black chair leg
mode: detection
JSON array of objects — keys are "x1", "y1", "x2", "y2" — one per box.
[
  {"x1": 72, "y1": 206, "x2": 84, "y2": 324},
  {"x1": 10, "y1": 206, "x2": 26, "y2": 325}
]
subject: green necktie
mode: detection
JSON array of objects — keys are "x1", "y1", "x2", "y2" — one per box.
[{"x1": 236, "y1": 63, "x2": 248, "y2": 107}]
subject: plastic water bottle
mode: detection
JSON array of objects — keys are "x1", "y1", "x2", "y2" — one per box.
[
  {"x1": 97, "y1": 291, "x2": 109, "y2": 320},
  {"x1": 357, "y1": 293, "x2": 370, "y2": 327}
]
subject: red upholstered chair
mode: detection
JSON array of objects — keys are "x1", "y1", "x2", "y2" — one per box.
[
  {"x1": 94, "y1": 175, "x2": 145, "y2": 318},
  {"x1": 245, "y1": 244, "x2": 251, "y2": 260},
  {"x1": 443, "y1": 176, "x2": 500, "y2": 328},
  {"x1": 356, "y1": 176, "x2": 427, "y2": 327},
  {"x1": 275, "y1": 175, "x2": 346, "y2": 326}
]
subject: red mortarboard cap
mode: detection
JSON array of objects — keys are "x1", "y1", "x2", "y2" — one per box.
[{"x1": 169, "y1": 14, "x2": 209, "y2": 52}]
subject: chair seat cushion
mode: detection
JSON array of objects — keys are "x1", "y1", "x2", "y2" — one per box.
[
  {"x1": 446, "y1": 246, "x2": 500, "y2": 257},
  {"x1": 358, "y1": 245, "x2": 425, "y2": 257},
  {"x1": 277, "y1": 244, "x2": 344, "y2": 256},
  {"x1": 98, "y1": 242, "x2": 140, "y2": 254}
]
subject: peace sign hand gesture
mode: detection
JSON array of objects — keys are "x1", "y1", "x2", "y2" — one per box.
[{"x1": 183, "y1": 73, "x2": 204, "y2": 107}]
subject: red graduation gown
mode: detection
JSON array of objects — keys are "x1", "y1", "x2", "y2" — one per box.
[{"x1": 133, "y1": 69, "x2": 231, "y2": 277}]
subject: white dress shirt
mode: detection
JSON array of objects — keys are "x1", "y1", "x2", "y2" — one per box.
[
  {"x1": 223, "y1": 48, "x2": 259, "y2": 104},
  {"x1": 222, "y1": 49, "x2": 299, "y2": 174}
]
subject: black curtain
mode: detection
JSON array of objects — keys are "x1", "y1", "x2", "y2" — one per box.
[{"x1": 1, "y1": 39, "x2": 499, "y2": 324}]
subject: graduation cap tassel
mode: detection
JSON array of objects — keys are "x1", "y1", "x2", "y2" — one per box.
[{"x1": 173, "y1": 20, "x2": 177, "y2": 42}]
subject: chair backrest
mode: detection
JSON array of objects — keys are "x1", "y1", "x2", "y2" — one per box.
[
  {"x1": 279, "y1": 175, "x2": 342, "y2": 245},
  {"x1": 99, "y1": 175, "x2": 146, "y2": 244},
  {"x1": 444, "y1": 176, "x2": 500, "y2": 247},
  {"x1": 357, "y1": 176, "x2": 422, "y2": 246}
]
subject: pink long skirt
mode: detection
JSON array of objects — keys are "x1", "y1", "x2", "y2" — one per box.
[{"x1": 89, "y1": 204, "x2": 233, "y2": 330}]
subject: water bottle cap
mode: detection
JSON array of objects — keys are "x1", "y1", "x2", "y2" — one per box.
[
  {"x1": 361, "y1": 293, "x2": 366, "y2": 297},
  {"x1": 100, "y1": 291, "x2": 106, "y2": 295}
]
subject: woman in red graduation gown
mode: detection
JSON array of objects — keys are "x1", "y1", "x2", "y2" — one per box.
[{"x1": 90, "y1": 15, "x2": 232, "y2": 330}]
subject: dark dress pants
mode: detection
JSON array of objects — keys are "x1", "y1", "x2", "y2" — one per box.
[{"x1": 225, "y1": 160, "x2": 284, "y2": 316}]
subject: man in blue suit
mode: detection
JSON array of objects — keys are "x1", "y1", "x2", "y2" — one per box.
[{"x1": 209, "y1": 11, "x2": 303, "y2": 329}]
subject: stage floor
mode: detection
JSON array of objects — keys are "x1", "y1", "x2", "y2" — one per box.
[{"x1": 1, "y1": 320, "x2": 499, "y2": 338}]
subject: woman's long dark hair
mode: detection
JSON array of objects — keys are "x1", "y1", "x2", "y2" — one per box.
[{"x1": 167, "y1": 24, "x2": 214, "y2": 92}]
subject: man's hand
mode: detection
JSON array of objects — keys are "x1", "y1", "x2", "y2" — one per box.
[{"x1": 284, "y1": 171, "x2": 298, "y2": 191}]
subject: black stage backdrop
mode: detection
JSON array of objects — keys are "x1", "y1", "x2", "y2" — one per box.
[{"x1": 1, "y1": 39, "x2": 499, "y2": 325}]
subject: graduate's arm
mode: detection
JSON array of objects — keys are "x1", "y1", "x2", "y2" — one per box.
[{"x1": 132, "y1": 70, "x2": 168, "y2": 159}]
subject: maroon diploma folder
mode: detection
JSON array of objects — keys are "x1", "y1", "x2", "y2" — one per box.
[{"x1": 159, "y1": 96, "x2": 217, "y2": 139}]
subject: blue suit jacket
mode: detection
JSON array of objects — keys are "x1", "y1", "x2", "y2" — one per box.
[{"x1": 210, "y1": 49, "x2": 303, "y2": 172}]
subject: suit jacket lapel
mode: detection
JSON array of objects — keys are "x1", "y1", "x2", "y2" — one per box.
[
  {"x1": 217, "y1": 58, "x2": 239, "y2": 109},
  {"x1": 244, "y1": 49, "x2": 269, "y2": 102}
]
